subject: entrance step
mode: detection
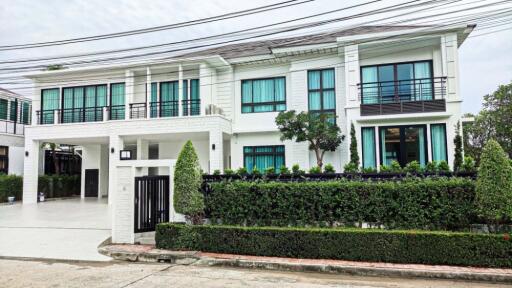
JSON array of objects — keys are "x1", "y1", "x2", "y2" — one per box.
[{"x1": 135, "y1": 231, "x2": 155, "y2": 245}]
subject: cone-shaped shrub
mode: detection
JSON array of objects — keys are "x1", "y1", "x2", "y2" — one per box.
[
  {"x1": 174, "y1": 140, "x2": 204, "y2": 224},
  {"x1": 476, "y1": 139, "x2": 512, "y2": 224}
]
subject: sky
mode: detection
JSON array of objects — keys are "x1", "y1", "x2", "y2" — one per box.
[{"x1": 0, "y1": 0, "x2": 511, "y2": 114}]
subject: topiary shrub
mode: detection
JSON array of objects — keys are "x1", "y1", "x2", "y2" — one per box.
[
  {"x1": 454, "y1": 121, "x2": 463, "y2": 172},
  {"x1": 323, "y1": 163, "x2": 335, "y2": 174},
  {"x1": 279, "y1": 165, "x2": 290, "y2": 175},
  {"x1": 362, "y1": 167, "x2": 377, "y2": 174},
  {"x1": 343, "y1": 162, "x2": 358, "y2": 173},
  {"x1": 349, "y1": 122, "x2": 359, "y2": 167},
  {"x1": 438, "y1": 160, "x2": 450, "y2": 173},
  {"x1": 461, "y1": 156, "x2": 476, "y2": 172},
  {"x1": 425, "y1": 161, "x2": 438, "y2": 173},
  {"x1": 251, "y1": 166, "x2": 261, "y2": 176},
  {"x1": 236, "y1": 167, "x2": 247, "y2": 176},
  {"x1": 380, "y1": 164, "x2": 391, "y2": 172},
  {"x1": 309, "y1": 166, "x2": 321, "y2": 174},
  {"x1": 476, "y1": 139, "x2": 512, "y2": 225},
  {"x1": 390, "y1": 160, "x2": 402, "y2": 173},
  {"x1": 174, "y1": 140, "x2": 204, "y2": 225},
  {"x1": 404, "y1": 161, "x2": 421, "y2": 174},
  {"x1": 213, "y1": 169, "x2": 221, "y2": 176},
  {"x1": 224, "y1": 169, "x2": 234, "y2": 176},
  {"x1": 264, "y1": 166, "x2": 275, "y2": 176},
  {"x1": 291, "y1": 164, "x2": 305, "y2": 176}
]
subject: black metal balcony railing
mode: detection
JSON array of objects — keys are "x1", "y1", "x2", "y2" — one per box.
[
  {"x1": 107, "y1": 105, "x2": 125, "y2": 120},
  {"x1": 129, "y1": 103, "x2": 146, "y2": 119},
  {"x1": 36, "y1": 110, "x2": 57, "y2": 125},
  {"x1": 358, "y1": 77, "x2": 447, "y2": 116},
  {"x1": 149, "y1": 101, "x2": 179, "y2": 118},
  {"x1": 60, "y1": 107, "x2": 104, "y2": 123},
  {"x1": 182, "y1": 99, "x2": 201, "y2": 116}
]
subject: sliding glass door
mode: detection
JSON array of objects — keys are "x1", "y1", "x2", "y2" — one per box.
[{"x1": 380, "y1": 125, "x2": 427, "y2": 167}]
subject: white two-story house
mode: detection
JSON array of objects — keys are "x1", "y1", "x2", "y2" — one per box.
[
  {"x1": 21, "y1": 24, "x2": 473, "y2": 242},
  {"x1": 0, "y1": 87, "x2": 31, "y2": 175}
]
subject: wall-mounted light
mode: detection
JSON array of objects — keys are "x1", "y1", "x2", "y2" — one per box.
[
  {"x1": 120, "y1": 150, "x2": 132, "y2": 160},
  {"x1": 211, "y1": 144, "x2": 215, "y2": 151},
  {"x1": 111, "y1": 147, "x2": 115, "y2": 154},
  {"x1": 25, "y1": 151, "x2": 29, "y2": 157}
]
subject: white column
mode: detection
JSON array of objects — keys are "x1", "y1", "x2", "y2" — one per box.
[
  {"x1": 136, "y1": 138, "x2": 148, "y2": 160},
  {"x1": 125, "y1": 70, "x2": 134, "y2": 120},
  {"x1": 178, "y1": 65, "x2": 183, "y2": 117},
  {"x1": 209, "y1": 129, "x2": 223, "y2": 173},
  {"x1": 199, "y1": 64, "x2": 210, "y2": 116},
  {"x1": 344, "y1": 44, "x2": 360, "y2": 104},
  {"x1": 111, "y1": 166, "x2": 135, "y2": 244},
  {"x1": 23, "y1": 138, "x2": 39, "y2": 204},
  {"x1": 444, "y1": 33, "x2": 459, "y2": 101},
  {"x1": 146, "y1": 67, "x2": 151, "y2": 119},
  {"x1": 108, "y1": 135, "x2": 124, "y2": 206}
]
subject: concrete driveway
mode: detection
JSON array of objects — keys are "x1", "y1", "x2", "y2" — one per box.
[{"x1": 0, "y1": 198, "x2": 112, "y2": 261}]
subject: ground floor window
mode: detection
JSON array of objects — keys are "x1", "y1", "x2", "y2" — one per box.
[
  {"x1": 379, "y1": 125, "x2": 427, "y2": 167},
  {"x1": 362, "y1": 127, "x2": 376, "y2": 168},
  {"x1": 243, "y1": 145, "x2": 285, "y2": 172},
  {"x1": 431, "y1": 123, "x2": 447, "y2": 162},
  {"x1": 0, "y1": 146, "x2": 8, "y2": 174}
]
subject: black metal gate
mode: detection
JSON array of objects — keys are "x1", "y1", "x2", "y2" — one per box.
[{"x1": 134, "y1": 176, "x2": 170, "y2": 233}]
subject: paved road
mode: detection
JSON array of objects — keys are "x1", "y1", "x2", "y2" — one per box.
[
  {"x1": 0, "y1": 198, "x2": 111, "y2": 261},
  {"x1": 1, "y1": 259, "x2": 510, "y2": 288}
]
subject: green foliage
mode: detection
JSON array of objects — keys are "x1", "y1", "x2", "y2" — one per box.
[
  {"x1": 0, "y1": 175, "x2": 23, "y2": 202},
  {"x1": 236, "y1": 167, "x2": 248, "y2": 176},
  {"x1": 343, "y1": 162, "x2": 358, "y2": 173},
  {"x1": 438, "y1": 160, "x2": 450, "y2": 172},
  {"x1": 349, "y1": 123, "x2": 359, "y2": 167},
  {"x1": 276, "y1": 110, "x2": 345, "y2": 168},
  {"x1": 291, "y1": 164, "x2": 305, "y2": 176},
  {"x1": 264, "y1": 166, "x2": 275, "y2": 176},
  {"x1": 251, "y1": 166, "x2": 261, "y2": 176},
  {"x1": 404, "y1": 161, "x2": 421, "y2": 173},
  {"x1": 279, "y1": 165, "x2": 290, "y2": 175},
  {"x1": 224, "y1": 169, "x2": 234, "y2": 175},
  {"x1": 454, "y1": 122, "x2": 463, "y2": 172},
  {"x1": 476, "y1": 139, "x2": 512, "y2": 224},
  {"x1": 205, "y1": 178, "x2": 476, "y2": 230},
  {"x1": 461, "y1": 156, "x2": 476, "y2": 172},
  {"x1": 37, "y1": 175, "x2": 80, "y2": 198},
  {"x1": 323, "y1": 163, "x2": 335, "y2": 174},
  {"x1": 362, "y1": 167, "x2": 377, "y2": 173},
  {"x1": 213, "y1": 169, "x2": 221, "y2": 176},
  {"x1": 308, "y1": 166, "x2": 321, "y2": 174},
  {"x1": 425, "y1": 161, "x2": 438, "y2": 173},
  {"x1": 156, "y1": 224, "x2": 512, "y2": 268},
  {"x1": 173, "y1": 140, "x2": 204, "y2": 224},
  {"x1": 380, "y1": 164, "x2": 391, "y2": 172},
  {"x1": 390, "y1": 160, "x2": 402, "y2": 173}
]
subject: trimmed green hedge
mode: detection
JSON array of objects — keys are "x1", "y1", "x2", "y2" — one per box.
[
  {"x1": 206, "y1": 178, "x2": 476, "y2": 230},
  {"x1": 38, "y1": 175, "x2": 80, "y2": 198},
  {"x1": 0, "y1": 175, "x2": 23, "y2": 202},
  {"x1": 156, "y1": 224, "x2": 512, "y2": 268}
]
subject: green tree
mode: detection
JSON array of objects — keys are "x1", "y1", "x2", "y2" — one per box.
[
  {"x1": 173, "y1": 140, "x2": 204, "y2": 224},
  {"x1": 276, "y1": 111, "x2": 344, "y2": 169},
  {"x1": 475, "y1": 139, "x2": 512, "y2": 225},
  {"x1": 349, "y1": 122, "x2": 359, "y2": 167},
  {"x1": 464, "y1": 82, "x2": 512, "y2": 161},
  {"x1": 453, "y1": 121, "x2": 463, "y2": 172}
]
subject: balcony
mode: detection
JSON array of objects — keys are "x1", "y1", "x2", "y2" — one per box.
[
  {"x1": 35, "y1": 99, "x2": 203, "y2": 125},
  {"x1": 358, "y1": 77, "x2": 447, "y2": 116}
]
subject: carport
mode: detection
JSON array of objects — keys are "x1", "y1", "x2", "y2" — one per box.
[{"x1": 0, "y1": 198, "x2": 111, "y2": 261}]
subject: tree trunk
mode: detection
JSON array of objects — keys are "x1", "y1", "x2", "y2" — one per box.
[{"x1": 314, "y1": 148, "x2": 323, "y2": 169}]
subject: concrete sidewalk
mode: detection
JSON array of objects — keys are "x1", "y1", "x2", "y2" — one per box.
[{"x1": 99, "y1": 244, "x2": 512, "y2": 283}]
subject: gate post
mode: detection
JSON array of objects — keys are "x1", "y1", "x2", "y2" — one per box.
[{"x1": 112, "y1": 166, "x2": 135, "y2": 244}]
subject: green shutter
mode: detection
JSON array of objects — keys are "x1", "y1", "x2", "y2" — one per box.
[
  {"x1": 9, "y1": 100, "x2": 17, "y2": 122},
  {"x1": 0, "y1": 99, "x2": 7, "y2": 120}
]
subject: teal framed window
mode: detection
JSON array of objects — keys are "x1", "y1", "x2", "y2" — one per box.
[
  {"x1": 362, "y1": 127, "x2": 376, "y2": 169},
  {"x1": 41, "y1": 88, "x2": 59, "y2": 124},
  {"x1": 150, "y1": 82, "x2": 158, "y2": 118},
  {"x1": 9, "y1": 100, "x2": 17, "y2": 122},
  {"x1": 110, "y1": 83, "x2": 125, "y2": 120},
  {"x1": 0, "y1": 99, "x2": 8, "y2": 120},
  {"x1": 308, "y1": 68, "x2": 335, "y2": 121},
  {"x1": 183, "y1": 79, "x2": 200, "y2": 116},
  {"x1": 22, "y1": 102, "x2": 30, "y2": 124},
  {"x1": 159, "y1": 81, "x2": 179, "y2": 117},
  {"x1": 431, "y1": 123, "x2": 447, "y2": 162},
  {"x1": 241, "y1": 77, "x2": 286, "y2": 113},
  {"x1": 63, "y1": 84, "x2": 106, "y2": 123},
  {"x1": 379, "y1": 125, "x2": 427, "y2": 167},
  {"x1": 243, "y1": 145, "x2": 285, "y2": 172}
]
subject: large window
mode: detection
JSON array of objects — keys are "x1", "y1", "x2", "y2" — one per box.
[
  {"x1": 62, "y1": 84, "x2": 107, "y2": 123},
  {"x1": 0, "y1": 146, "x2": 8, "y2": 174},
  {"x1": 241, "y1": 77, "x2": 286, "y2": 113},
  {"x1": 160, "y1": 81, "x2": 179, "y2": 117},
  {"x1": 431, "y1": 124, "x2": 447, "y2": 162},
  {"x1": 362, "y1": 127, "x2": 376, "y2": 169},
  {"x1": 308, "y1": 69, "x2": 335, "y2": 120},
  {"x1": 110, "y1": 83, "x2": 125, "y2": 120},
  {"x1": 9, "y1": 100, "x2": 17, "y2": 122},
  {"x1": 150, "y1": 82, "x2": 158, "y2": 118},
  {"x1": 41, "y1": 88, "x2": 59, "y2": 124},
  {"x1": 21, "y1": 102, "x2": 30, "y2": 124},
  {"x1": 361, "y1": 61, "x2": 433, "y2": 104},
  {"x1": 380, "y1": 125, "x2": 427, "y2": 167},
  {"x1": 183, "y1": 79, "x2": 200, "y2": 116},
  {"x1": 0, "y1": 99, "x2": 8, "y2": 120},
  {"x1": 244, "y1": 145, "x2": 285, "y2": 172}
]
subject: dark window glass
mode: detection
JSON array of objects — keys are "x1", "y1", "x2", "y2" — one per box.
[
  {"x1": 380, "y1": 125, "x2": 427, "y2": 167},
  {"x1": 243, "y1": 145, "x2": 285, "y2": 172},
  {"x1": 308, "y1": 68, "x2": 335, "y2": 123}
]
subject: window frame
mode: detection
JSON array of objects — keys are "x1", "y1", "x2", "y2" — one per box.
[
  {"x1": 61, "y1": 83, "x2": 108, "y2": 123},
  {"x1": 40, "y1": 88, "x2": 60, "y2": 124},
  {"x1": 430, "y1": 123, "x2": 448, "y2": 162},
  {"x1": 241, "y1": 76, "x2": 286, "y2": 113},
  {"x1": 361, "y1": 126, "x2": 377, "y2": 169},
  {"x1": 243, "y1": 145, "x2": 285, "y2": 172},
  {"x1": 109, "y1": 82, "x2": 126, "y2": 120},
  {"x1": 0, "y1": 145, "x2": 8, "y2": 174},
  {"x1": 378, "y1": 124, "x2": 429, "y2": 167},
  {"x1": 307, "y1": 68, "x2": 336, "y2": 117}
]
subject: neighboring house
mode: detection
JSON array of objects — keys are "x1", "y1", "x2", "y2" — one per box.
[
  {"x1": 0, "y1": 87, "x2": 31, "y2": 175},
  {"x1": 21, "y1": 24, "x2": 473, "y2": 243}
]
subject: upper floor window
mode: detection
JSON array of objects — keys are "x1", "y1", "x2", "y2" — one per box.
[
  {"x1": 244, "y1": 145, "x2": 285, "y2": 173},
  {"x1": 41, "y1": 88, "x2": 59, "y2": 124},
  {"x1": 0, "y1": 99, "x2": 8, "y2": 120},
  {"x1": 182, "y1": 79, "x2": 200, "y2": 116},
  {"x1": 110, "y1": 83, "x2": 125, "y2": 120},
  {"x1": 308, "y1": 69, "x2": 335, "y2": 119},
  {"x1": 241, "y1": 77, "x2": 286, "y2": 113},
  {"x1": 361, "y1": 61, "x2": 433, "y2": 104},
  {"x1": 63, "y1": 84, "x2": 107, "y2": 123},
  {"x1": 21, "y1": 102, "x2": 30, "y2": 124}
]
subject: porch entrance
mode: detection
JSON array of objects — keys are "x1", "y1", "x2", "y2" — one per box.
[{"x1": 134, "y1": 175, "x2": 170, "y2": 233}]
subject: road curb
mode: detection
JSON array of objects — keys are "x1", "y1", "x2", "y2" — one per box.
[{"x1": 98, "y1": 245, "x2": 512, "y2": 283}]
